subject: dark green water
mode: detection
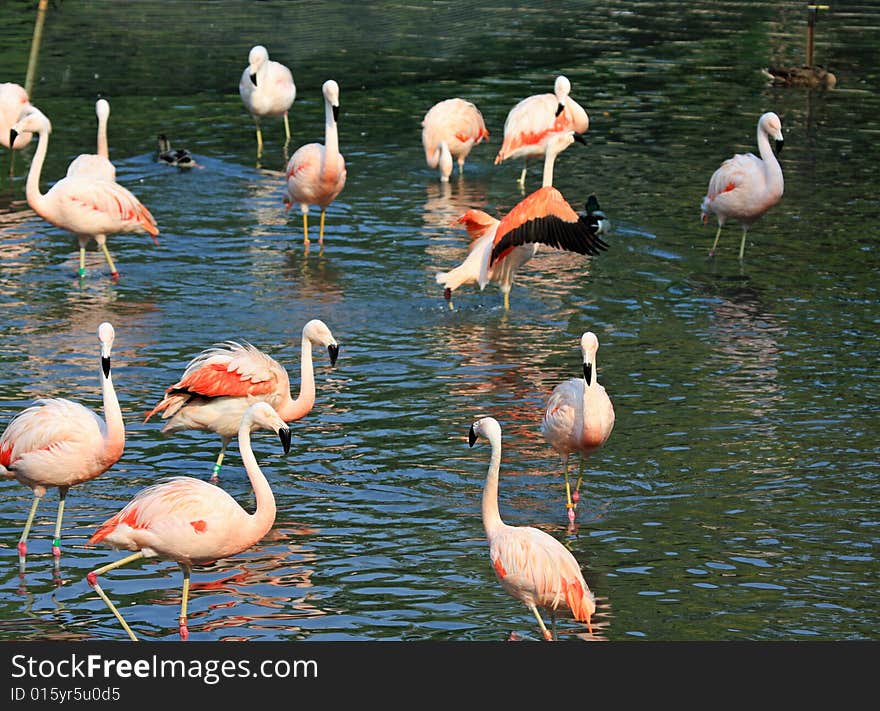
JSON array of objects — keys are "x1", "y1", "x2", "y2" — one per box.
[{"x1": 0, "y1": 1, "x2": 877, "y2": 641}]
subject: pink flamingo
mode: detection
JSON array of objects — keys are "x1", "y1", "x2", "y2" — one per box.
[
  {"x1": 421, "y1": 98, "x2": 490, "y2": 182},
  {"x1": 284, "y1": 80, "x2": 346, "y2": 251},
  {"x1": 437, "y1": 130, "x2": 608, "y2": 309},
  {"x1": 494, "y1": 75, "x2": 589, "y2": 186},
  {"x1": 66, "y1": 98, "x2": 115, "y2": 182},
  {"x1": 701, "y1": 111, "x2": 784, "y2": 260},
  {"x1": 9, "y1": 105, "x2": 159, "y2": 281},
  {"x1": 144, "y1": 319, "x2": 338, "y2": 481},
  {"x1": 541, "y1": 332, "x2": 615, "y2": 523},
  {"x1": 0, "y1": 322, "x2": 124, "y2": 566},
  {"x1": 239, "y1": 45, "x2": 296, "y2": 159},
  {"x1": 0, "y1": 82, "x2": 32, "y2": 150},
  {"x1": 87, "y1": 401, "x2": 291, "y2": 641},
  {"x1": 468, "y1": 416, "x2": 596, "y2": 640}
]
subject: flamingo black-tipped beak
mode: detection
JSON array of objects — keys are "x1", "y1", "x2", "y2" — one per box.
[
  {"x1": 327, "y1": 344, "x2": 339, "y2": 366},
  {"x1": 278, "y1": 426, "x2": 291, "y2": 454},
  {"x1": 775, "y1": 138, "x2": 784, "y2": 154},
  {"x1": 555, "y1": 102, "x2": 565, "y2": 117},
  {"x1": 9, "y1": 129, "x2": 18, "y2": 147},
  {"x1": 249, "y1": 73, "x2": 257, "y2": 87},
  {"x1": 583, "y1": 362, "x2": 592, "y2": 385},
  {"x1": 102, "y1": 356, "x2": 111, "y2": 378},
  {"x1": 468, "y1": 424, "x2": 477, "y2": 447},
  {"x1": 573, "y1": 132, "x2": 587, "y2": 145},
  {"x1": 332, "y1": 105, "x2": 340, "y2": 123}
]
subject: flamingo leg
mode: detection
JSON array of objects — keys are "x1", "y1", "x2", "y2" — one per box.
[
  {"x1": 319, "y1": 209, "x2": 326, "y2": 247},
  {"x1": 254, "y1": 118, "x2": 263, "y2": 158},
  {"x1": 572, "y1": 456, "x2": 586, "y2": 509},
  {"x1": 517, "y1": 160, "x2": 527, "y2": 186},
  {"x1": 563, "y1": 457, "x2": 576, "y2": 523},
  {"x1": 178, "y1": 564, "x2": 191, "y2": 641},
  {"x1": 99, "y1": 241, "x2": 119, "y2": 281},
  {"x1": 283, "y1": 113, "x2": 291, "y2": 148},
  {"x1": 739, "y1": 227, "x2": 748, "y2": 260},
  {"x1": 86, "y1": 551, "x2": 147, "y2": 641},
  {"x1": 18, "y1": 493, "x2": 41, "y2": 560},
  {"x1": 78, "y1": 243, "x2": 87, "y2": 278},
  {"x1": 302, "y1": 212, "x2": 310, "y2": 247},
  {"x1": 528, "y1": 603, "x2": 553, "y2": 641},
  {"x1": 709, "y1": 224, "x2": 723, "y2": 257},
  {"x1": 551, "y1": 610, "x2": 558, "y2": 641},
  {"x1": 52, "y1": 486, "x2": 69, "y2": 558},
  {"x1": 210, "y1": 438, "x2": 229, "y2": 482}
]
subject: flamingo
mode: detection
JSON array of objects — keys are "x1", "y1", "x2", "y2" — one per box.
[
  {"x1": 541, "y1": 332, "x2": 615, "y2": 523},
  {"x1": 468, "y1": 416, "x2": 596, "y2": 640},
  {"x1": 66, "y1": 98, "x2": 115, "y2": 182},
  {"x1": 0, "y1": 322, "x2": 124, "y2": 566},
  {"x1": 86, "y1": 401, "x2": 291, "y2": 641},
  {"x1": 8, "y1": 105, "x2": 159, "y2": 281},
  {"x1": 701, "y1": 111, "x2": 784, "y2": 260},
  {"x1": 0, "y1": 82, "x2": 33, "y2": 150},
  {"x1": 156, "y1": 134, "x2": 195, "y2": 168},
  {"x1": 436, "y1": 130, "x2": 609, "y2": 309},
  {"x1": 239, "y1": 45, "x2": 296, "y2": 159},
  {"x1": 494, "y1": 75, "x2": 589, "y2": 186},
  {"x1": 421, "y1": 98, "x2": 490, "y2": 182},
  {"x1": 283, "y1": 79, "x2": 346, "y2": 251},
  {"x1": 144, "y1": 319, "x2": 338, "y2": 481}
]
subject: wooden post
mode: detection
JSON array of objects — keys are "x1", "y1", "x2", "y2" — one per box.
[
  {"x1": 806, "y1": 5, "x2": 830, "y2": 68},
  {"x1": 24, "y1": 0, "x2": 50, "y2": 97}
]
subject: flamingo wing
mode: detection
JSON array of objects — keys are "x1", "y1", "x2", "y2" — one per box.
[
  {"x1": 455, "y1": 209, "x2": 499, "y2": 243},
  {"x1": 541, "y1": 378, "x2": 582, "y2": 455},
  {"x1": 53, "y1": 177, "x2": 158, "y2": 237},
  {"x1": 706, "y1": 152, "x2": 764, "y2": 202},
  {"x1": 490, "y1": 186, "x2": 608, "y2": 265}
]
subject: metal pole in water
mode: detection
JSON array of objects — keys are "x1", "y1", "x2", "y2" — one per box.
[{"x1": 806, "y1": 4, "x2": 830, "y2": 68}]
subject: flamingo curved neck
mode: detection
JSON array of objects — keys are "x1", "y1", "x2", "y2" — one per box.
[
  {"x1": 542, "y1": 147, "x2": 560, "y2": 187},
  {"x1": 97, "y1": 118, "x2": 109, "y2": 159},
  {"x1": 277, "y1": 332, "x2": 316, "y2": 421},
  {"x1": 237, "y1": 416, "x2": 276, "y2": 538},
  {"x1": 322, "y1": 100, "x2": 340, "y2": 174},
  {"x1": 481, "y1": 431, "x2": 504, "y2": 534},
  {"x1": 24, "y1": 123, "x2": 49, "y2": 217},
  {"x1": 757, "y1": 126, "x2": 783, "y2": 192},
  {"x1": 101, "y1": 366, "x2": 125, "y2": 467}
]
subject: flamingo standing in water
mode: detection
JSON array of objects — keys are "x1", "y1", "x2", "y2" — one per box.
[
  {"x1": 87, "y1": 401, "x2": 291, "y2": 641},
  {"x1": 8, "y1": 106, "x2": 159, "y2": 281},
  {"x1": 701, "y1": 111, "x2": 785, "y2": 260},
  {"x1": 436, "y1": 130, "x2": 609, "y2": 309},
  {"x1": 421, "y1": 98, "x2": 490, "y2": 182},
  {"x1": 66, "y1": 99, "x2": 115, "y2": 182},
  {"x1": 541, "y1": 332, "x2": 615, "y2": 523},
  {"x1": 494, "y1": 75, "x2": 589, "y2": 186},
  {"x1": 468, "y1": 416, "x2": 596, "y2": 640},
  {"x1": 0, "y1": 322, "x2": 124, "y2": 566},
  {"x1": 284, "y1": 80, "x2": 346, "y2": 251},
  {"x1": 144, "y1": 319, "x2": 339, "y2": 481},
  {"x1": 239, "y1": 45, "x2": 296, "y2": 159}
]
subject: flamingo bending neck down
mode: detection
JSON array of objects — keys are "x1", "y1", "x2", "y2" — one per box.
[
  {"x1": 701, "y1": 111, "x2": 784, "y2": 260},
  {"x1": 284, "y1": 79, "x2": 347, "y2": 252},
  {"x1": 421, "y1": 98, "x2": 490, "y2": 182},
  {"x1": 1, "y1": 82, "x2": 33, "y2": 170},
  {"x1": 469, "y1": 416, "x2": 596, "y2": 640},
  {"x1": 494, "y1": 75, "x2": 589, "y2": 187},
  {"x1": 9, "y1": 106, "x2": 159, "y2": 281},
  {"x1": 86, "y1": 401, "x2": 291, "y2": 641},
  {"x1": 436, "y1": 130, "x2": 608, "y2": 310},
  {"x1": 239, "y1": 45, "x2": 297, "y2": 160},
  {"x1": 66, "y1": 98, "x2": 115, "y2": 182},
  {"x1": 541, "y1": 332, "x2": 615, "y2": 524},
  {"x1": 144, "y1": 319, "x2": 339, "y2": 481},
  {"x1": 0, "y1": 323, "x2": 124, "y2": 568}
]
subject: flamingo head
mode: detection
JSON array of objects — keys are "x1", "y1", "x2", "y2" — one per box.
[
  {"x1": 553, "y1": 75, "x2": 572, "y2": 117},
  {"x1": 580, "y1": 332, "x2": 599, "y2": 385},
  {"x1": 98, "y1": 322, "x2": 115, "y2": 376},
  {"x1": 9, "y1": 105, "x2": 49, "y2": 147},
  {"x1": 245, "y1": 402, "x2": 292, "y2": 454},
  {"x1": 303, "y1": 319, "x2": 339, "y2": 366},
  {"x1": 760, "y1": 111, "x2": 784, "y2": 154},
  {"x1": 247, "y1": 45, "x2": 269, "y2": 86},
  {"x1": 96, "y1": 98, "x2": 110, "y2": 122},
  {"x1": 323, "y1": 80, "x2": 341, "y2": 123},
  {"x1": 469, "y1": 416, "x2": 501, "y2": 447}
]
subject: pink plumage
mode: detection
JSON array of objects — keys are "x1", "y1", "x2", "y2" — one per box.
[
  {"x1": 541, "y1": 332, "x2": 615, "y2": 523},
  {"x1": 0, "y1": 82, "x2": 33, "y2": 150},
  {"x1": 0, "y1": 322, "x2": 124, "y2": 561},
  {"x1": 494, "y1": 75, "x2": 589, "y2": 185},
  {"x1": 469, "y1": 416, "x2": 596, "y2": 640},
  {"x1": 701, "y1": 111, "x2": 785, "y2": 260},
  {"x1": 421, "y1": 98, "x2": 489, "y2": 181}
]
